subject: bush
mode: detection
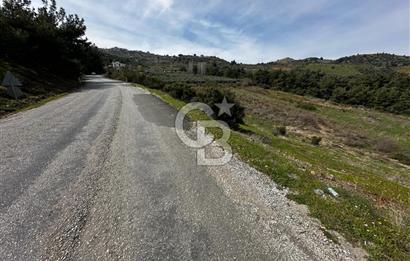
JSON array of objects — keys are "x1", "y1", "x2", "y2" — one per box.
[
  {"x1": 297, "y1": 113, "x2": 320, "y2": 129},
  {"x1": 375, "y1": 138, "x2": 397, "y2": 153},
  {"x1": 273, "y1": 126, "x2": 287, "y2": 136},
  {"x1": 343, "y1": 132, "x2": 369, "y2": 148},
  {"x1": 163, "y1": 83, "x2": 194, "y2": 102},
  {"x1": 297, "y1": 102, "x2": 317, "y2": 111},
  {"x1": 194, "y1": 86, "x2": 245, "y2": 129},
  {"x1": 259, "y1": 136, "x2": 272, "y2": 145},
  {"x1": 143, "y1": 76, "x2": 165, "y2": 89},
  {"x1": 108, "y1": 69, "x2": 165, "y2": 90},
  {"x1": 311, "y1": 136, "x2": 322, "y2": 146},
  {"x1": 392, "y1": 151, "x2": 410, "y2": 166}
]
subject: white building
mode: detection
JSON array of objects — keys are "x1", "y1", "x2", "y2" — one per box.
[{"x1": 112, "y1": 61, "x2": 126, "y2": 69}]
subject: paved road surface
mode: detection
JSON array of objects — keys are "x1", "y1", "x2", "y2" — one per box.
[{"x1": 0, "y1": 76, "x2": 361, "y2": 260}]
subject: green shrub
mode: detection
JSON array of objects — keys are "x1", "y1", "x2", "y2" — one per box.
[
  {"x1": 297, "y1": 102, "x2": 317, "y2": 111},
  {"x1": 259, "y1": 136, "x2": 272, "y2": 145},
  {"x1": 108, "y1": 69, "x2": 165, "y2": 90},
  {"x1": 273, "y1": 126, "x2": 287, "y2": 136},
  {"x1": 375, "y1": 138, "x2": 397, "y2": 153},
  {"x1": 392, "y1": 151, "x2": 410, "y2": 166},
  {"x1": 343, "y1": 132, "x2": 369, "y2": 148},
  {"x1": 194, "y1": 86, "x2": 245, "y2": 129},
  {"x1": 163, "y1": 83, "x2": 194, "y2": 102},
  {"x1": 142, "y1": 76, "x2": 165, "y2": 89},
  {"x1": 311, "y1": 136, "x2": 322, "y2": 146}
]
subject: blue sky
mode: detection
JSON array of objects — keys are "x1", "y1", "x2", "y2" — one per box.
[{"x1": 33, "y1": 0, "x2": 409, "y2": 63}]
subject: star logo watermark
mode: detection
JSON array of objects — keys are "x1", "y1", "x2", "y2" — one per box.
[
  {"x1": 175, "y1": 102, "x2": 232, "y2": 166},
  {"x1": 215, "y1": 97, "x2": 234, "y2": 116}
]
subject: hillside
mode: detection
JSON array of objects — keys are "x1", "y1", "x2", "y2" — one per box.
[
  {"x1": 105, "y1": 48, "x2": 410, "y2": 116},
  {"x1": 102, "y1": 47, "x2": 409, "y2": 75},
  {"x1": 0, "y1": 0, "x2": 103, "y2": 117},
  {"x1": 106, "y1": 48, "x2": 410, "y2": 259},
  {"x1": 0, "y1": 59, "x2": 80, "y2": 117},
  {"x1": 100, "y1": 47, "x2": 230, "y2": 65},
  {"x1": 336, "y1": 53, "x2": 410, "y2": 67},
  {"x1": 139, "y1": 82, "x2": 410, "y2": 260},
  {"x1": 100, "y1": 47, "x2": 231, "y2": 75},
  {"x1": 102, "y1": 48, "x2": 410, "y2": 81}
]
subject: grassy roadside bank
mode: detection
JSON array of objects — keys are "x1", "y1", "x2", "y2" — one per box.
[
  {"x1": 138, "y1": 84, "x2": 410, "y2": 260},
  {"x1": 0, "y1": 92, "x2": 69, "y2": 118},
  {"x1": 0, "y1": 59, "x2": 82, "y2": 118}
]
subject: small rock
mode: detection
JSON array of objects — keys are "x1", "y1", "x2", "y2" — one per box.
[
  {"x1": 288, "y1": 173, "x2": 299, "y2": 180},
  {"x1": 327, "y1": 187, "x2": 339, "y2": 198},
  {"x1": 314, "y1": 189, "x2": 325, "y2": 196},
  {"x1": 328, "y1": 174, "x2": 336, "y2": 181}
]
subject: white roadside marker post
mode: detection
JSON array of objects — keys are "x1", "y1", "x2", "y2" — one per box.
[{"x1": 2, "y1": 71, "x2": 23, "y2": 100}]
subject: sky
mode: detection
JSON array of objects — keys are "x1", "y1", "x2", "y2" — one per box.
[{"x1": 32, "y1": 0, "x2": 410, "y2": 63}]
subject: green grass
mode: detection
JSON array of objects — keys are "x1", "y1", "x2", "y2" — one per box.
[
  {"x1": 317, "y1": 103, "x2": 410, "y2": 157},
  {"x1": 244, "y1": 116, "x2": 410, "y2": 204},
  {"x1": 233, "y1": 85, "x2": 410, "y2": 167},
  {"x1": 0, "y1": 59, "x2": 77, "y2": 117},
  {"x1": 138, "y1": 84, "x2": 410, "y2": 260},
  {"x1": 397, "y1": 66, "x2": 410, "y2": 75},
  {"x1": 296, "y1": 102, "x2": 317, "y2": 111},
  {"x1": 151, "y1": 71, "x2": 239, "y2": 84},
  {"x1": 0, "y1": 91, "x2": 69, "y2": 117},
  {"x1": 20, "y1": 92, "x2": 68, "y2": 111}
]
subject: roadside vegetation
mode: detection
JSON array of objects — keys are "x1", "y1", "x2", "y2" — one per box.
[
  {"x1": 249, "y1": 67, "x2": 410, "y2": 115},
  {"x1": 107, "y1": 67, "x2": 245, "y2": 129},
  {"x1": 104, "y1": 48, "x2": 410, "y2": 116},
  {"x1": 2, "y1": 0, "x2": 409, "y2": 259},
  {"x1": 138, "y1": 83, "x2": 410, "y2": 260},
  {"x1": 0, "y1": 59, "x2": 76, "y2": 117},
  {"x1": 108, "y1": 56, "x2": 410, "y2": 259},
  {"x1": 0, "y1": 0, "x2": 103, "y2": 116}
]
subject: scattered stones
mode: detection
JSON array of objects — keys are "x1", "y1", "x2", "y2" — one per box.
[
  {"x1": 288, "y1": 173, "x2": 300, "y2": 180},
  {"x1": 327, "y1": 187, "x2": 339, "y2": 198},
  {"x1": 314, "y1": 189, "x2": 325, "y2": 196},
  {"x1": 206, "y1": 147, "x2": 362, "y2": 260},
  {"x1": 328, "y1": 174, "x2": 336, "y2": 181}
]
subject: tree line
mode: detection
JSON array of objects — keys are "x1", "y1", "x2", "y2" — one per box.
[
  {"x1": 250, "y1": 67, "x2": 410, "y2": 115},
  {"x1": 0, "y1": 0, "x2": 104, "y2": 79},
  {"x1": 192, "y1": 54, "x2": 410, "y2": 115}
]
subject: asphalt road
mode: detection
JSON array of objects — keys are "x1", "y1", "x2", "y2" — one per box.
[{"x1": 0, "y1": 76, "x2": 361, "y2": 260}]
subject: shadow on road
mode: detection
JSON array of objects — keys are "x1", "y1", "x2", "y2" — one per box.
[{"x1": 133, "y1": 94, "x2": 177, "y2": 128}]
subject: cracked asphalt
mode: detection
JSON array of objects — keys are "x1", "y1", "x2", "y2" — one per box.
[{"x1": 0, "y1": 76, "x2": 363, "y2": 260}]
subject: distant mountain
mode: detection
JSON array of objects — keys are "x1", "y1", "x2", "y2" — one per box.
[
  {"x1": 101, "y1": 47, "x2": 409, "y2": 69},
  {"x1": 104, "y1": 47, "x2": 410, "y2": 117},
  {"x1": 336, "y1": 53, "x2": 410, "y2": 67},
  {"x1": 274, "y1": 57, "x2": 295, "y2": 64},
  {"x1": 99, "y1": 47, "x2": 230, "y2": 67}
]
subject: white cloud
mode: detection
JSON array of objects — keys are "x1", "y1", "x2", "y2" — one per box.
[
  {"x1": 156, "y1": 0, "x2": 173, "y2": 10},
  {"x1": 27, "y1": 0, "x2": 410, "y2": 62}
]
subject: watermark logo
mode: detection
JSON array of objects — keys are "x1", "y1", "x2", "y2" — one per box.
[{"x1": 175, "y1": 100, "x2": 233, "y2": 166}]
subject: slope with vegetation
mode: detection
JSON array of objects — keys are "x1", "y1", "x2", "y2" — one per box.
[
  {"x1": 0, "y1": 0, "x2": 103, "y2": 116},
  {"x1": 107, "y1": 49, "x2": 410, "y2": 260},
  {"x1": 0, "y1": 59, "x2": 76, "y2": 116},
  {"x1": 105, "y1": 48, "x2": 410, "y2": 116},
  {"x1": 139, "y1": 82, "x2": 410, "y2": 261},
  {"x1": 250, "y1": 66, "x2": 410, "y2": 115}
]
